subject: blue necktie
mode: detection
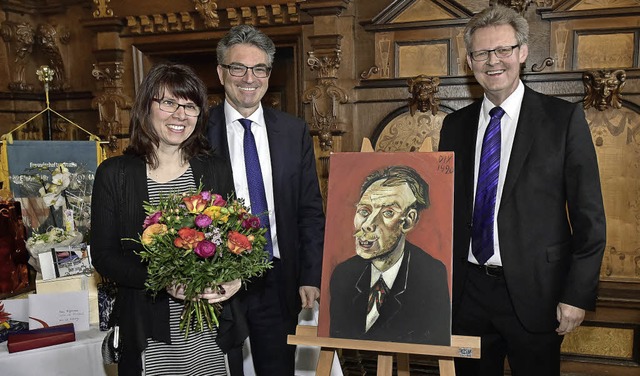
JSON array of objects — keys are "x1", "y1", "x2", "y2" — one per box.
[
  {"x1": 472, "y1": 107, "x2": 505, "y2": 265},
  {"x1": 239, "y1": 118, "x2": 273, "y2": 259}
]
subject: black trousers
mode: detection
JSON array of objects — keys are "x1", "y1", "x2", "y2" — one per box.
[
  {"x1": 452, "y1": 264, "x2": 564, "y2": 376},
  {"x1": 228, "y1": 259, "x2": 298, "y2": 376}
]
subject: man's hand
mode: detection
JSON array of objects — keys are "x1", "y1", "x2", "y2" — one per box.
[
  {"x1": 556, "y1": 302, "x2": 585, "y2": 335},
  {"x1": 299, "y1": 286, "x2": 320, "y2": 309}
]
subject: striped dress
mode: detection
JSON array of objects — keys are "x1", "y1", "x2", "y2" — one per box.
[{"x1": 142, "y1": 167, "x2": 227, "y2": 376}]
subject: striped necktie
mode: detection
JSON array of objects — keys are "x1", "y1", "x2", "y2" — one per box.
[{"x1": 472, "y1": 106, "x2": 505, "y2": 265}]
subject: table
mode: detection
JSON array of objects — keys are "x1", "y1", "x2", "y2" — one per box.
[{"x1": 0, "y1": 326, "x2": 117, "y2": 376}]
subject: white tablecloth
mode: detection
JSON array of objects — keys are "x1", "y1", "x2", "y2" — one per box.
[{"x1": 0, "y1": 326, "x2": 117, "y2": 376}]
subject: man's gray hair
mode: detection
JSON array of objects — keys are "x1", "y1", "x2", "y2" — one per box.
[
  {"x1": 463, "y1": 4, "x2": 529, "y2": 52},
  {"x1": 217, "y1": 24, "x2": 276, "y2": 66}
]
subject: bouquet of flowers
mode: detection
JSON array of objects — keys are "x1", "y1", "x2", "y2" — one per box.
[{"x1": 137, "y1": 188, "x2": 272, "y2": 336}]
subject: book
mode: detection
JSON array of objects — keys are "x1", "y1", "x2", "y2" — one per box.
[{"x1": 7, "y1": 323, "x2": 75, "y2": 353}]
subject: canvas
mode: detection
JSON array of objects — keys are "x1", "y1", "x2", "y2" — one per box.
[{"x1": 318, "y1": 152, "x2": 453, "y2": 346}]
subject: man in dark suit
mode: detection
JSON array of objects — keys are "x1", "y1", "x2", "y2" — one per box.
[
  {"x1": 329, "y1": 165, "x2": 451, "y2": 345},
  {"x1": 438, "y1": 5, "x2": 606, "y2": 376},
  {"x1": 207, "y1": 25, "x2": 325, "y2": 375}
]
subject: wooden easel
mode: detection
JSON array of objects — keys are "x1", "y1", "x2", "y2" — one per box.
[
  {"x1": 288, "y1": 138, "x2": 480, "y2": 375},
  {"x1": 288, "y1": 325, "x2": 480, "y2": 376}
]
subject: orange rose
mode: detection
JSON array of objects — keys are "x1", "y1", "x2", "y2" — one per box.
[
  {"x1": 183, "y1": 194, "x2": 207, "y2": 213},
  {"x1": 226, "y1": 230, "x2": 252, "y2": 255},
  {"x1": 174, "y1": 227, "x2": 205, "y2": 250},
  {"x1": 141, "y1": 223, "x2": 168, "y2": 245}
]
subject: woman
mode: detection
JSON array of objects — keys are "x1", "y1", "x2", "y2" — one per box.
[{"x1": 91, "y1": 63, "x2": 244, "y2": 375}]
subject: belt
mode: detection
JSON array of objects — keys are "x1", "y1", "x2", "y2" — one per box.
[{"x1": 468, "y1": 262, "x2": 504, "y2": 277}]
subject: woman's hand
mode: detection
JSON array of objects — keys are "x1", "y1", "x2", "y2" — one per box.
[
  {"x1": 166, "y1": 284, "x2": 188, "y2": 300},
  {"x1": 199, "y1": 279, "x2": 242, "y2": 304},
  {"x1": 166, "y1": 279, "x2": 242, "y2": 303}
]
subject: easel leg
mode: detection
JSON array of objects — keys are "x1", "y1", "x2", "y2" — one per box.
[
  {"x1": 439, "y1": 358, "x2": 456, "y2": 376},
  {"x1": 397, "y1": 353, "x2": 410, "y2": 376},
  {"x1": 315, "y1": 348, "x2": 335, "y2": 376},
  {"x1": 377, "y1": 354, "x2": 394, "y2": 376}
]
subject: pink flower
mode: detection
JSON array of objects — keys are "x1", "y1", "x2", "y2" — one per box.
[
  {"x1": 174, "y1": 228, "x2": 205, "y2": 250},
  {"x1": 194, "y1": 240, "x2": 216, "y2": 258},
  {"x1": 201, "y1": 191, "x2": 211, "y2": 201},
  {"x1": 211, "y1": 194, "x2": 226, "y2": 207},
  {"x1": 242, "y1": 216, "x2": 261, "y2": 229},
  {"x1": 195, "y1": 214, "x2": 212, "y2": 228},
  {"x1": 143, "y1": 211, "x2": 162, "y2": 228}
]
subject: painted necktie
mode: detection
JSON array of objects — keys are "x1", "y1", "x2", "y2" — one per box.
[
  {"x1": 472, "y1": 106, "x2": 505, "y2": 265},
  {"x1": 239, "y1": 118, "x2": 273, "y2": 259},
  {"x1": 367, "y1": 276, "x2": 390, "y2": 313}
]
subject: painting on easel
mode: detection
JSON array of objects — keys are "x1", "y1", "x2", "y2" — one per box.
[{"x1": 318, "y1": 152, "x2": 453, "y2": 346}]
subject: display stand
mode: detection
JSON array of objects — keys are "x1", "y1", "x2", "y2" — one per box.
[
  {"x1": 288, "y1": 325, "x2": 480, "y2": 376},
  {"x1": 290, "y1": 138, "x2": 480, "y2": 375}
]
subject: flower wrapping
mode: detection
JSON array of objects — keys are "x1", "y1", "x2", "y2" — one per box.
[{"x1": 137, "y1": 189, "x2": 272, "y2": 336}]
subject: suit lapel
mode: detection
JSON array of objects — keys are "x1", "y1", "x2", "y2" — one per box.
[
  {"x1": 462, "y1": 103, "x2": 482, "y2": 219},
  {"x1": 501, "y1": 88, "x2": 539, "y2": 204},
  {"x1": 208, "y1": 105, "x2": 231, "y2": 162},
  {"x1": 263, "y1": 107, "x2": 284, "y2": 196}
]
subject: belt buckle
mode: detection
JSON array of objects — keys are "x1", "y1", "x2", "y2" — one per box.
[{"x1": 484, "y1": 264, "x2": 502, "y2": 277}]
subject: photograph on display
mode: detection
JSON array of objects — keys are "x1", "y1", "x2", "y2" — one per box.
[
  {"x1": 317, "y1": 152, "x2": 453, "y2": 346},
  {"x1": 2, "y1": 140, "x2": 101, "y2": 235}
]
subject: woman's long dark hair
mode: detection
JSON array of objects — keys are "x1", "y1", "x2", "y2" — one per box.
[{"x1": 125, "y1": 63, "x2": 210, "y2": 168}]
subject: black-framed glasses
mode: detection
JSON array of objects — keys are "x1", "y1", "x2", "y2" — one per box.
[
  {"x1": 153, "y1": 98, "x2": 201, "y2": 117},
  {"x1": 220, "y1": 63, "x2": 272, "y2": 78},
  {"x1": 469, "y1": 44, "x2": 520, "y2": 62}
]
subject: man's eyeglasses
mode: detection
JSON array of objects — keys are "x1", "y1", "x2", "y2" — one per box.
[
  {"x1": 469, "y1": 45, "x2": 520, "y2": 62},
  {"x1": 153, "y1": 99, "x2": 201, "y2": 117},
  {"x1": 220, "y1": 64, "x2": 272, "y2": 78}
]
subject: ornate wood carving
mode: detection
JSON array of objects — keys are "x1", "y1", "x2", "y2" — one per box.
[
  {"x1": 531, "y1": 57, "x2": 555, "y2": 72},
  {"x1": 193, "y1": 0, "x2": 219, "y2": 28},
  {"x1": 91, "y1": 62, "x2": 132, "y2": 152},
  {"x1": 35, "y1": 23, "x2": 69, "y2": 91},
  {"x1": 92, "y1": 0, "x2": 114, "y2": 18},
  {"x1": 303, "y1": 35, "x2": 348, "y2": 152},
  {"x1": 583, "y1": 69, "x2": 626, "y2": 111},
  {"x1": 494, "y1": 0, "x2": 534, "y2": 14},
  {"x1": 407, "y1": 75, "x2": 440, "y2": 116},
  {"x1": 1, "y1": 21, "x2": 35, "y2": 92},
  {"x1": 126, "y1": 13, "x2": 195, "y2": 34}
]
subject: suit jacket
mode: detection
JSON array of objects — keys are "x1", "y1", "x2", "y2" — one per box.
[
  {"x1": 207, "y1": 104, "x2": 325, "y2": 318},
  {"x1": 439, "y1": 86, "x2": 606, "y2": 333},
  {"x1": 329, "y1": 242, "x2": 451, "y2": 345},
  {"x1": 90, "y1": 152, "x2": 245, "y2": 375}
]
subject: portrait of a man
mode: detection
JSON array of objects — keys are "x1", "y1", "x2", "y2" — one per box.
[{"x1": 319, "y1": 153, "x2": 453, "y2": 346}]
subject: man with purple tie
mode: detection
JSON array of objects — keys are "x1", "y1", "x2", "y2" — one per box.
[
  {"x1": 439, "y1": 5, "x2": 606, "y2": 376},
  {"x1": 207, "y1": 24, "x2": 325, "y2": 376}
]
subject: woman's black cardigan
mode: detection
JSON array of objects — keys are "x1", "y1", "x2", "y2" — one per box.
[{"x1": 90, "y1": 152, "x2": 247, "y2": 375}]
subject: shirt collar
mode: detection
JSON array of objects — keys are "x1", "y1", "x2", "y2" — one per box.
[
  {"x1": 482, "y1": 80, "x2": 525, "y2": 121},
  {"x1": 223, "y1": 100, "x2": 265, "y2": 128}
]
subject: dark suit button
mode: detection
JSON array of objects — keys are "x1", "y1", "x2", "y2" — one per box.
[{"x1": 467, "y1": 222, "x2": 473, "y2": 229}]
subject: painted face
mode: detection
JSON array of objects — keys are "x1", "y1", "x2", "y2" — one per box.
[
  {"x1": 217, "y1": 44, "x2": 270, "y2": 118},
  {"x1": 353, "y1": 180, "x2": 418, "y2": 260},
  {"x1": 466, "y1": 24, "x2": 528, "y2": 105},
  {"x1": 150, "y1": 90, "x2": 198, "y2": 150}
]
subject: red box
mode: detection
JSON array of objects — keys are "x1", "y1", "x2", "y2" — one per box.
[{"x1": 7, "y1": 323, "x2": 75, "y2": 353}]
